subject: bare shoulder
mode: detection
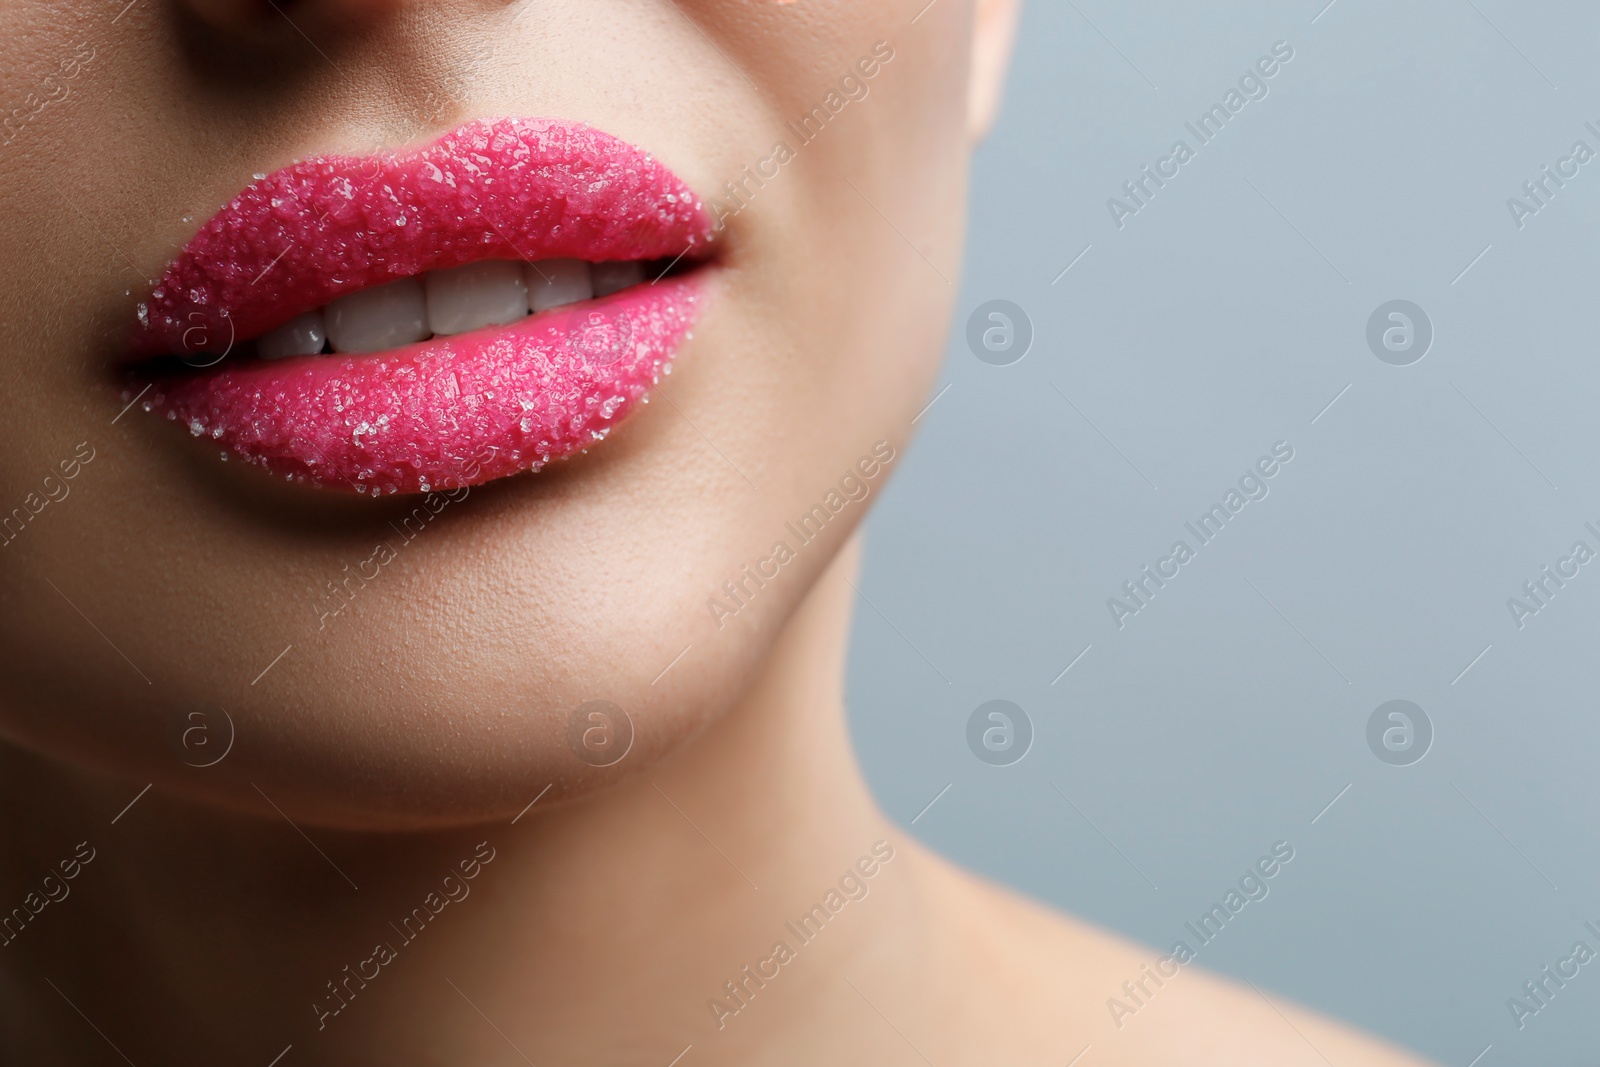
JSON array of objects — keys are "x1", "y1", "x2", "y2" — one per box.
[{"x1": 904, "y1": 845, "x2": 1438, "y2": 1067}]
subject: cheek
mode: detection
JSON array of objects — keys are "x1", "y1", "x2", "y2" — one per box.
[{"x1": 766, "y1": 32, "x2": 970, "y2": 422}]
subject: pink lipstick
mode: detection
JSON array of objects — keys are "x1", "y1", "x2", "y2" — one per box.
[{"x1": 128, "y1": 118, "x2": 714, "y2": 494}]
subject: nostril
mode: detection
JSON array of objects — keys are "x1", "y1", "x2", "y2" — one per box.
[
  {"x1": 179, "y1": 0, "x2": 293, "y2": 33},
  {"x1": 177, "y1": 0, "x2": 397, "y2": 37}
]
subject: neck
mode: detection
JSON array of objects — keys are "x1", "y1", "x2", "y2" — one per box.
[{"x1": 0, "y1": 535, "x2": 928, "y2": 1065}]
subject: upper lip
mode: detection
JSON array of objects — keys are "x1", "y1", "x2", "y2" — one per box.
[{"x1": 129, "y1": 117, "x2": 715, "y2": 363}]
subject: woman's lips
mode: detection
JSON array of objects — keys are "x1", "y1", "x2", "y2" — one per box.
[{"x1": 129, "y1": 117, "x2": 714, "y2": 495}]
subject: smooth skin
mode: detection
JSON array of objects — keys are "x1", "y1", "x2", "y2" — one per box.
[{"x1": 0, "y1": 0, "x2": 1437, "y2": 1062}]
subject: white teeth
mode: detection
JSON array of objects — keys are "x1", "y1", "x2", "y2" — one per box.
[
  {"x1": 257, "y1": 257, "x2": 656, "y2": 359},
  {"x1": 326, "y1": 277, "x2": 429, "y2": 354},
  {"x1": 256, "y1": 309, "x2": 326, "y2": 360},
  {"x1": 525, "y1": 258, "x2": 593, "y2": 312},
  {"x1": 591, "y1": 261, "x2": 646, "y2": 297},
  {"x1": 425, "y1": 260, "x2": 529, "y2": 336}
]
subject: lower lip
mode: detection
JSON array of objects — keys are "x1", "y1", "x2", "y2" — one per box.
[{"x1": 139, "y1": 275, "x2": 705, "y2": 495}]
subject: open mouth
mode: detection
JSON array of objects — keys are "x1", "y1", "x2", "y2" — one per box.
[
  {"x1": 125, "y1": 118, "x2": 716, "y2": 495},
  {"x1": 211, "y1": 255, "x2": 684, "y2": 363}
]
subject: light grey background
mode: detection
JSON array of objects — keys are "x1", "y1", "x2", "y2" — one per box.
[{"x1": 848, "y1": 2, "x2": 1600, "y2": 1064}]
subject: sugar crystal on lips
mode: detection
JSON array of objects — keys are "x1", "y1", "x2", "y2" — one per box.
[
  {"x1": 145, "y1": 285, "x2": 699, "y2": 494},
  {"x1": 131, "y1": 118, "x2": 713, "y2": 493}
]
